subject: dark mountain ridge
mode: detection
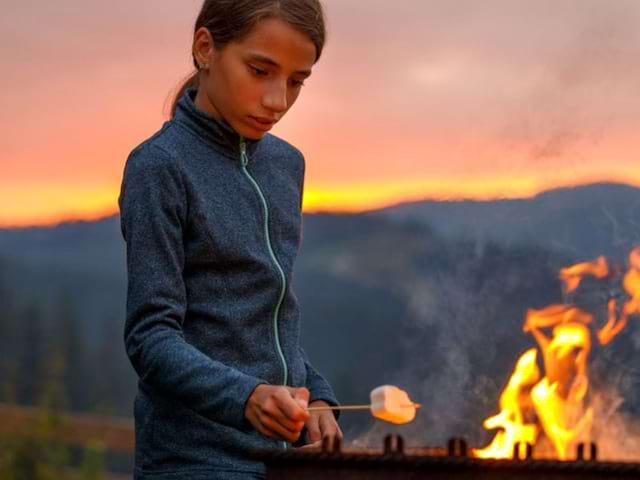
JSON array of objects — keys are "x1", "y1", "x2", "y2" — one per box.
[{"x1": 369, "y1": 182, "x2": 640, "y2": 259}]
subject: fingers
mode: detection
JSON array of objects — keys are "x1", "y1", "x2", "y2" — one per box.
[
  {"x1": 299, "y1": 440, "x2": 322, "y2": 450},
  {"x1": 272, "y1": 387, "x2": 308, "y2": 426},
  {"x1": 291, "y1": 386, "x2": 310, "y2": 409},
  {"x1": 319, "y1": 411, "x2": 343, "y2": 440},
  {"x1": 285, "y1": 387, "x2": 310, "y2": 417},
  {"x1": 244, "y1": 385, "x2": 311, "y2": 443},
  {"x1": 259, "y1": 411, "x2": 304, "y2": 442},
  {"x1": 301, "y1": 409, "x2": 343, "y2": 448},
  {"x1": 305, "y1": 410, "x2": 322, "y2": 443},
  {"x1": 249, "y1": 406, "x2": 303, "y2": 443},
  {"x1": 262, "y1": 393, "x2": 307, "y2": 440},
  {"x1": 250, "y1": 415, "x2": 285, "y2": 440}
]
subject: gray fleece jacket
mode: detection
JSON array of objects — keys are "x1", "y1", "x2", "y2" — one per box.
[{"x1": 118, "y1": 87, "x2": 338, "y2": 479}]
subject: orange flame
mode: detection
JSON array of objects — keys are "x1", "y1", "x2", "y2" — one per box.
[
  {"x1": 474, "y1": 349, "x2": 540, "y2": 459},
  {"x1": 559, "y1": 256, "x2": 609, "y2": 294},
  {"x1": 475, "y1": 248, "x2": 640, "y2": 460},
  {"x1": 597, "y1": 247, "x2": 640, "y2": 345},
  {"x1": 531, "y1": 378, "x2": 593, "y2": 460},
  {"x1": 597, "y1": 298, "x2": 627, "y2": 346}
]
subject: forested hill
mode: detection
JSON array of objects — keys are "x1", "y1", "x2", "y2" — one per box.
[{"x1": 370, "y1": 182, "x2": 640, "y2": 260}]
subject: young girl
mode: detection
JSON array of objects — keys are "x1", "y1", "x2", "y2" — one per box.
[{"x1": 118, "y1": 1, "x2": 341, "y2": 478}]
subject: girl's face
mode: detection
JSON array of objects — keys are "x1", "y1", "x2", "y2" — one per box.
[{"x1": 193, "y1": 17, "x2": 317, "y2": 140}]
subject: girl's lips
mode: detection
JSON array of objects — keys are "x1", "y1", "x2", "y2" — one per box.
[{"x1": 248, "y1": 115, "x2": 275, "y2": 132}]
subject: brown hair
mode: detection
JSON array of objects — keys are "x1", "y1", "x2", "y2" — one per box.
[{"x1": 170, "y1": 0, "x2": 327, "y2": 117}]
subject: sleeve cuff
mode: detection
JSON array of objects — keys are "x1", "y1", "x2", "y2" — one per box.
[{"x1": 231, "y1": 376, "x2": 270, "y2": 433}]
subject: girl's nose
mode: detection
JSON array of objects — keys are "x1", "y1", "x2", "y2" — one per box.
[{"x1": 262, "y1": 81, "x2": 288, "y2": 113}]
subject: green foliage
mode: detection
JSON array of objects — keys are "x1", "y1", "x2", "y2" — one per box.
[
  {"x1": 0, "y1": 409, "x2": 71, "y2": 480},
  {"x1": 79, "y1": 441, "x2": 107, "y2": 480},
  {"x1": 0, "y1": 410, "x2": 107, "y2": 480},
  {"x1": 0, "y1": 266, "x2": 108, "y2": 479}
]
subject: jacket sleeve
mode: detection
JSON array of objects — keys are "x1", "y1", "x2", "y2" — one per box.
[
  {"x1": 298, "y1": 346, "x2": 340, "y2": 415},
  {"x1": 119, "y1": 143, "x2": 265, "y2": 431}
]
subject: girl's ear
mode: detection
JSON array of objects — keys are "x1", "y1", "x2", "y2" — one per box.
[{"x1": 193, "y1": 26, "x2": 215, "y2": 70}]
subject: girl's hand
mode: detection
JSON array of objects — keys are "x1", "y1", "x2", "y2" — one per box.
[
  {"x1": 300, "y1": 400, "x2": 343, "y2": 449},
  {"x1": 245, "y1": 385, "x2": 310, "y2": 443}
]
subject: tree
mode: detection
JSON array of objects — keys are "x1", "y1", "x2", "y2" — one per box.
[
  {"x1": 0, "y1": 256, "x2": 20, "y2": 403},
  {"x1": 54, "y1": 290, "x2": 90, "y2": 412},
  {"x1": 17, "y1": 304, "x2": 47, "y2": 407}
]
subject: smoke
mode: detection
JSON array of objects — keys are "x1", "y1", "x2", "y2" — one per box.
[
  {"x1": 589, "y1": 388, "x2": 640, "y2": 461},
  {"x1": 398, "y1": 273, "x2": 490, "y2": 444},
  {"x1": 503, "y1": 3, "x2": 640, "y2": 167},
  {"x1": 347, "y1": 243, "x2": 546, "y2": 447},
  {"x1": 633, "y1": 326, "x2": 640, "y2": 350}
]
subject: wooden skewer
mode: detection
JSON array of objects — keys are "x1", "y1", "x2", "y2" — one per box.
[{"x1": 307, "y1": 403, "x2": 422, "y2": 412}]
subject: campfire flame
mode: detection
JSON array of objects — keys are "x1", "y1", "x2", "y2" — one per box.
[
  {"x1": 474, "y1": 247, "x2": 640, "y2": 460},
  {"x1": 559, "y1": 256, "x2": 609, "y2": 294}
]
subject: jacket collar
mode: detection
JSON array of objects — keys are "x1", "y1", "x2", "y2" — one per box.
[{"x1": 173, "y1": 87, "x2": 260, "y2": 161}]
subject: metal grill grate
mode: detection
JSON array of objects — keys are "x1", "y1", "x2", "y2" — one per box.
[{"x1": 254, "y1": 434, "x2": 640, "y2": 480}]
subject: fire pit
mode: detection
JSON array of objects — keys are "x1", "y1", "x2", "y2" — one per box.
[
  {"x1": 255, "y1": 434, "x2": 640, "y2": 479},
  {"x1": 255, "y1": 249, "x2": 640, "y2": 478}
]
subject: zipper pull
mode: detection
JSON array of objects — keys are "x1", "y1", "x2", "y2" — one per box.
[{"x1": 239, "y1": 137, "x2": 248, "y2": 167}]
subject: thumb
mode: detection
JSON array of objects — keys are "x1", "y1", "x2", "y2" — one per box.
[{"x1": 290, "y1": 387, "x2": 310, "y2": 409}]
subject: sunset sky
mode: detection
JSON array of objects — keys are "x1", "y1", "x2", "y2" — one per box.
[{"x1": 2, "y1": 0, "x2": 640, "y2": 227}]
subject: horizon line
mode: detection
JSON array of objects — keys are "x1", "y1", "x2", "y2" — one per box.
[{"x1": 0, "y1": 180, "x2": 635, "y2": 231}]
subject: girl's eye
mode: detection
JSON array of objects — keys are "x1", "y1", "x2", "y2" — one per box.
[
  {"x1": 292, "y1": 79, "x2": 305, "y2": 88},
  {"x1": 250, "y1": 65, "x2": 268, "y2": 76}
]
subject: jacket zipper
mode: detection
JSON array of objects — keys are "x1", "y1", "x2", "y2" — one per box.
[{"x1": 239, "y1": 138, "x2": 289, "y2": 388}]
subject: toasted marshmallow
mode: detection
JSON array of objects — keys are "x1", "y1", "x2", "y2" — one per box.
[{"x1": 370, "y1": 385, "x2": 417, "y2": 424}]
